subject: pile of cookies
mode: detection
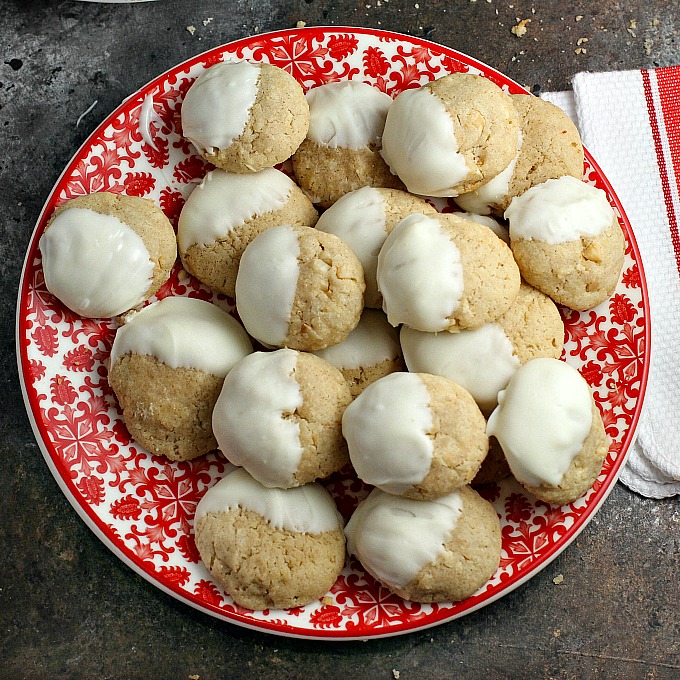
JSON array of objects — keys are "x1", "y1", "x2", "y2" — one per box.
[{"x1": 39, "y1": 59, "x2": 622, "y2": 612}]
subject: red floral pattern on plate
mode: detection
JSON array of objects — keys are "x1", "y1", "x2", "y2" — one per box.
[{"x1": 17, "y1": 28, "x2": 650, "y2": 640}]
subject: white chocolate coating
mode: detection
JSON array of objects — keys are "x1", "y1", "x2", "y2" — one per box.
[
  {"x1": 400, "y1": 323, "x2": 520, "y2": 415},
  {"x1": 380, "y1": 87, "x2": 469, "y2": 197},
  {"x1": 458, "y1": 212, "x2": 510, "y2": 244},
  {"x1": 306, "y1": 80, "x2": 392, "y2": 150},
  {"x1": 345, "y1": 488, "x2": 463, "y2": 589},
  {"x1": 177, "y1": 168, "x2": 294, "y2": 252},
  {"x1": 505, "y1": 175, "x2": 615, "y2": 244},
  {"x1": 235, "y1": 225, "x2": 300, "y2": 347},
  {"x1": 377, "y1": 213, "x2": 464, "y2": 332},
  {"x1": 212, "y1": 349, "x2": 304, "y2": 488},
  {"x1": 109, "y1": 297, "x2": 252, "y2": 377},
  {"x1": 315, "y1": 186, "x2": 387, "y2": 307},
  {"x1": 40, "y1": 207, "x2": 154, "y2": 318},
  {"x1": 486, "y1": 357, "x2": 593, "y2": 487},
  {"x1": 196, "y1": 467, "x2": 342, "y2": 534},
  {"x1": 314, "y1": 309, "x2": 400, "y2": 370},
  {"x1": 139, "y1": 94, "x2": 158, "y2": 151},
  {"x1": 342, "y1": 372, "x2": 433, "y2": 494},
  {"x1": 181, "y1": 60, "x2": 260, "y2": 154}
]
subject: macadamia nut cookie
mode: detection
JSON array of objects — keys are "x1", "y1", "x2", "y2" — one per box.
[
  {"x1": 507, "y1": 176, "x2": 625, "y2": 310},
  {"x1": 377, "y1": 212, "x2": 520, "y2": 332},
  {"x1": 195, "y1": 468, "x2": 345, "y2": 610},
  {"x1": 400, "y1": 282, "x2": 563, "y2": 415},
  {"x1": 292, "y1": 81, "x2": 403, "y2": 208},
  {"x1": 381, "y1": 73, "x2": 519, "y2": 197},
  {"x1": 315, "y1": 186, "x2": 437, "y2": 308},
  {"x1": 212, "y1": 349, "x2": 352, "y2": 488},
  {"x1": 235, "y1": 224, "x2": 365, "y2": 350},
  {"x1": 181, "y1": 61, "x2": 309, "y2": 173},
  {"x1": 313, "y1": 308, "x2": 404, "y2": 397},
  {"x1": 40, "y1": 192, "x2": 177, "y2": 318},
  {"x1": 178, "y1": 168, "x2": 318, "y2": 297},
  {"x1": 345, "y1": 485, "x2": 501, "y2": 603},
  {"x1": 108, "y1": 297, "x2": 253, "y2": 461},
  {"x1": 487, "y1": 357, "x2": 610, "y2": 505},
  {"x1": 342, "y1": 372, "x2": 488, "y2": 500},
  {"x1": 456, "y1": 93, "x2": 584, "y2": 216}
]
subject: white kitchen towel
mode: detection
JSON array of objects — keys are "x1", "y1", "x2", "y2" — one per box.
[{"x1": 542, "y1": 67, "x2": 680, "y2": 498}]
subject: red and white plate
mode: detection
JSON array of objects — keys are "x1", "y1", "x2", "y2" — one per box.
[{"x1": 17, "y1": 28, "x2": 650, "y2": 639}]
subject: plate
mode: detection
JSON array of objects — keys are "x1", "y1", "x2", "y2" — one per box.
[{"x1": 16, "y1": 27, "x2": 650, "y2": 639}]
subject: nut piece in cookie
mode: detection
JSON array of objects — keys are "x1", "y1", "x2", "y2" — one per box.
[
  {"x1": 194, "y1": 468, "x2": 345, "y2": 611},
  {"x1": 342, "y1": 372, "x2": 488, "y2": 500},
  {"x1": 178, "y1": 168, "x2": 318, "y2": 298},
  {"x1": 212, "y1": 349, "x2": 352, "y2": 488},
  {"x1": 108, "y1": 297, "x2": 253, "y2": 462},
  {"x1": 400, "y1": 282, "x2": 564, "y2": 415},
  {"x1": 487, "y1": 357, "x2": 610, "y2": 505},
  {"x1": 345, "y1": 485, "x2": 501, "y2": 603},
  {"x1": 381, "y1": 72, "x2": 519, "y2": 197},
  {"x1": 506, "y1": 175, "x2": 625, "y2": 310},
  {"x1": 456, "y1": 93, "x2": 584, "y2": 216},
  {"x1": 235, "y1": 224, "x2": 365, "y2": 351},
  {"x1": 292, "y1": 81, "x2": 403, "y2": 208},
  {"x1": 315, "y1": 186, "x2": 436, "y2": 308},
  {"x1": 313, "y1": 308, "x2": 404, "y2": 397},
  {"x1": 40, "y1": 192, "x2": 177, "y2": 318},
  {"x1": 377, "y1": 212, "x2": 520, "y2": 333},
  {"x1": 181, "y1": 61, "x2": 309, "y2": 173}
]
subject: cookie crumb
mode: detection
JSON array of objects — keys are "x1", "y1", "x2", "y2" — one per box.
[
  {"x1": 553, "y1": 574, "x2": 564, "y2": 585},
  {"x1": 576, "y1": 37, "x2": 588, "y2": 45},
  {"x1": 202, "y1": 18, "x2": 213, "y2": 27},
  {"x1": 511, "y1": 19, "x2": 531, "y2": 37},
  {"x1": 650, "y1": 18, "x2": 659, "y2": 26},
  {"x1": 627, "y1": 19, "x2": 637, "y2": 37},
  {"x1": 575, "y1": 15, "x2": 583, "y2": 21},
  {"x1": 321, "y1": 595, "x2": 333, "y2": 605},
  {"x1": 189, "y1": 675, "x2": 200, "y2": 680},
  {"x1": 553, "y1": 629, "x2": 561, "y2": 638},
  {"x1": 574, "y1": 47, "x2": 587, "y2": 55},
  {"x1": 393, "y1": 671, "x2": 401, "y2": 679},
  {"x1": 186, "y1": 25, "x2": 196, "y2": 35},
  {"x1": 296, "y1": 20, "x2": 307, "y2": 28},
  {"x1": 644, "y1": 38, "x2": 652, "y2": 55}
]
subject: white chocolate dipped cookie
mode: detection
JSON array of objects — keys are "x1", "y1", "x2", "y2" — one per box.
[
  {"x1": 487, "y1": 357, "x2": 610, "y2": 505},
  {"x1": 506, "y1": 175, "x2": 625, "y2": 310},
  {"x1": 181, "y1": 61, "x2": 309, "y2": 173},
  {"x1": 212, "y1": 349, "x2": 352, "y2": 488},
  {"x1": 235, "y1": 224, "x2": 365, "y2": 351},
  {"x1": 380, "y1": 72, "x2": 519, "y2": 197},
  {"x1": 377, "y1": 212, "x2": 520, "y2": 333},
  {"x1": 194, "y1": 468, "x2": 345, "y2": 610},
  {"x1": 178, "y1": 168, "x2": 318, "y2": 297},
  {"x1": 40, "y1": 192, "x2": 177, "y2": 318},
  {"x1": 313, "y1": 308, "x2": 404, "y2": 397},
  {"x1": 292, "y1": 81, "x2": 403, "y2": 208},
  {"x1": 345, "y1": 485, "x2": 501, "y2": 603},
  {"x1": 400, "y1": 282, "x2": 563, "y2": 415},
  {"x1": 315, "y1": 186, "x2": 437, "y2": 308},
  {"x1": 342, "y1": 372, "x2": 488, "y2": 500},
  {"x1": 108, "y1": 297, "x2": 253, "y2": 462}
]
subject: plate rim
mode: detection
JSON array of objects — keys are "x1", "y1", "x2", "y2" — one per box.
[{"x1": 15, "y1": 25, "x2": 651, "y2": 640}]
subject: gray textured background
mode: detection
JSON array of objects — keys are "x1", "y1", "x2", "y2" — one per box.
[{"x1": 2, "y1": 1, "x2": 679, "y2": 678}]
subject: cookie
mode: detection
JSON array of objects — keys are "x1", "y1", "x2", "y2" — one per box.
[
  {"x1": 40, "y1": 192, "x2": 177, "y2": 318},
  {"x1": 212, "y1": 349, "x2": 352, "y2": 488},
  {"x1": 235, "y1": 224, "x2": 365, "y2": 351},
  {"x1": 381, "y1": 72, "x2": 519, "y2": 197},
  {"x1": 194, "y1": 467, "x2": 345, "y2": 610},
  {"x1": 181, "y1": 61, "x2": 309, "y2": 173},
  {"x1": 506, "y1": 176, "x2": 625, "y2": 310},
  {"x1": 178, "y1": 168, "x2": 318, "y2": 297},
  {"x1": 400, "y1": 282, "x2": 564, "y2": 415},
  {"x1": 377, "y1": 212, "x2": 520, "y2": 332},
  {"x1": 313, "y1": 308, "x2": 404, "y2": 397},
  {"x1": 345, "y1": 485, "x2": 501, "y2": 603},
  {"x1": 472, "y1": 437, "x2": 512, "y2": 485},
  {"x1": 342, "y1": 372, "x2": 488, "y2": 500},
  {"x1": 292, "y1": 81, "x2": 403, "y2": 208},
  {"x1": 457, "y1": 211, "x2": 509, "y2": 244},
  {"x1": 315, "y1": 186, "x2": 437, "y2": 308},
  {"x1": 455, "y1": 93, "x2": 583, "y2": 215},
  {"x1": 487, "y1": 357, "x2": 610, "y2": 505},
  {"x1": 108, "y1": 297, "x2": 253, "y2": 461}
]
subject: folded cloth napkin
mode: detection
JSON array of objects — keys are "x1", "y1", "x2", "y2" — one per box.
[{"x1": 542, "y1": 67, "x2": 680, "y2": 499}]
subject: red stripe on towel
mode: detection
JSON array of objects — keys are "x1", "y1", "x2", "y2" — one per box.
[{"x1": 642, "y1": 68, "x2": 680, "y2": 275}]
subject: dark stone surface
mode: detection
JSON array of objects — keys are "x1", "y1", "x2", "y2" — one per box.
[{"x1": 1, "y1": 1, "x2": 679, "y2": 678}]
